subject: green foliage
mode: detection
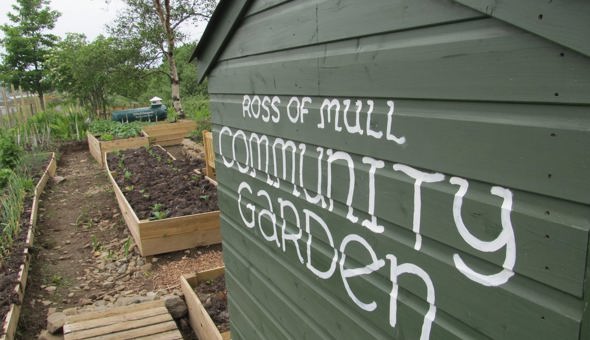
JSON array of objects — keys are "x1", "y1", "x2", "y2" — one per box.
[
  {"x1": 123, "y1": 237, "x2": 132, "y2": 257},
  {"x1": 7, "y1": 108, "x2": 90, "y2": 150},
  {"x1": 46, "y1": 34, "x2": 146, "y2": 117},
  {"x1": 0, "y1": 134, "x2": 22, "y2": 170},
  {"x1": 0, "y1": 171, "x2": 29, "y2": 258},
  {"x1": 91, "y1": 235, "x2": 102, "y2": 252},
  {"x1": 0, "y1": 169, "x2": 15, "y2": 189},
  {"x1": 88, "y1": 120, "x2": 145, "y2": 140},
  {"x1": 0, "y1": 0, "x2": 60, "y2": 107},
  {"x1": 150, "y1": 203, "x2": 168, "y2": 220}
]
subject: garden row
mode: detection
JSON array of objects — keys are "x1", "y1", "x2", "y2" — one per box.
[
  {"x1": 0, "y1": 153, "x2": 56, "y2": 340},
  {"x1": 88, "y1": 120, "x2": 228, "y2": 339}
]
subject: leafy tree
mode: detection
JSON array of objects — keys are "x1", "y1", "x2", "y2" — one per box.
[
  {"x1": 110, "y1": 0, "x2": 216, "y2": 119},
  {"x1": 0, "y1": 0, "x2": 60, "y2": 109},
  {"x1": 46, "y1": 34, "x2": 145, "y2": 117}
]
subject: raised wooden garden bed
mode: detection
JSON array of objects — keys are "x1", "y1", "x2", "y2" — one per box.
[
  {"x1": 180, "y1": 267, "x2": 230, "y2": 340},
  {"x1": 141, "y1": 119, "x2": 197, "y2": 146},
  {"x1": 105, "y1": 147, "x2": 221, "y2": 256},
  {"x1": 87, "y1": 131, "x2": 149, "y2": 166},
  {"x1": 1, "y1": 153, "x2": 56, "y2": 340}
]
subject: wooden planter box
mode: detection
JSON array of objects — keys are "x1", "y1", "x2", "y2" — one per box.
[
  {"x1": 105, "y1": 149, "x2": 221, "y2": 256},
  {"x1": 180, "y1": 267, "x2": 230, "y2": 340},
  {"x1": 87, "y1": 132, "x2": 149, "y2": 166},
  {"x1": 1, "y1": 153, "x2": 56, "y2": 340},
  {"x1": 141, "y1": 119, "x2": 197, "y2": 146}
]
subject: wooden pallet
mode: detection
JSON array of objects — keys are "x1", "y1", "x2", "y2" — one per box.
[{"x1": 63, "y1": 300, "x2": 182, "y2": 340}]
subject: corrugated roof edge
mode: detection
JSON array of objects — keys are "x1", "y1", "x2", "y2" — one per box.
[{"x1": 190, "y1": 0, "x2": 252, "y2": 84}]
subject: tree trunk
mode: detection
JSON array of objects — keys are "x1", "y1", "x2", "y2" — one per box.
[
  {"x1": 154, "y1": 0, "x2": 185, "y2": 120},
  {"x1": 168, "y1": 54, "x2": 184, "y2": 119},
  {"x1": 37, "y1": 89, "x2": 45, "y2": 111}
]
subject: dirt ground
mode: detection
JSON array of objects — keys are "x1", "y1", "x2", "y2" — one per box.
[{"x1": 16, "y1": 145, "x2": 223, "y2": 339}]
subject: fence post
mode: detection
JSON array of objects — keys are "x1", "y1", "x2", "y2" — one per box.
[{"x1": 1, "y1": 85, "x2": 10, "y2": 121}]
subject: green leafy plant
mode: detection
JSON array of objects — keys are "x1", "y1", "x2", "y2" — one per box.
[
  {"x1": 123, "y1": 237, "x2": 132, "y2": 257},
  {"x1": 0, "y1": 134, "x2": 22, "y2": 170},
  {"x1": 90, "y1": 235, "x2": 102, "y2": 252},
  {"x1": 199, "y1": 194, "x2": 209, "y2": 201},
  {"x1": 150, "y1": 203, "x2": 168, "y2": 220},
  {"x1": 124, "y1": 170, "x2": 132, "y2": 180},
  {"x1": 51, "y1": 274, "x2": 64, "y2": 286},
  {"x1": 89, "y1": 120, "x2": 145, "y2": 141},
  {"x1": 0, "y1": 168, "x2": 15, "y2": 189}
]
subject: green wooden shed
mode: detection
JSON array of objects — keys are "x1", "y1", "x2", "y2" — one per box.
[{"x1": 191, "y1": 1, "x2": 590, "y2": 339}]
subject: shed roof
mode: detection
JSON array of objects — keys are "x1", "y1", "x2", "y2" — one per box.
[
  {"x1": 190, "y1": 0, "x2": 252, "y2": 83},
  {"x1": 191, "y1": 0, "x2": 590, "y2": 83}
]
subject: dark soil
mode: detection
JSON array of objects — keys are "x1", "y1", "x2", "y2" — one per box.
[
  {"x1": 107, "y1": 146, "x2": 216, "y2": 220},
  {"x1": 195, "y1": 275, "x2": 229, "y2": 333},
  {"x1": 0, "y1": 154, "x2": 52, "y2": 336}
]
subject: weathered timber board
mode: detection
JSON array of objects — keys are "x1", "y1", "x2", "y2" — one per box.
[
  {"x1": 142, "y1": 119, "x2": 197, "y2": 146},
  {"x1": 64, "y1": 300, "x2": 182, "y2": 340},
  {"x1": 221, "y1": 0, "x2": 483, "y2": 61},
  {"x1": 181, "y1": 267, "x2": 230, "y2": 340}
]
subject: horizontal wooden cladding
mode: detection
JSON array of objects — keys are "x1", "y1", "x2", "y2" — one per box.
[
  {"x1": 454, "y1": 0, "x2": 590, "y2": 57},
  {"x1": 216, "y1": 161, "x2": 589, "y2": 297},
  {"x1": 219, "y1": 206, "x2": 583, "y2": 340},
  {"x1": 210, "y1": 96, "x2": 590, "y2": 205},
  {"x1": 222, "y1": 0, "x2": 483, "y2": 61},
  {"x1": 210, "y1": 18, "x2": 590, "y2": 104},
  {"x1": 245, "y1": 0, "x2": 290, "y2": 16}
]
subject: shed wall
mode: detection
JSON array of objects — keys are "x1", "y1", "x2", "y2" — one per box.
[{"x1": 204, "y1": 0, "x2": 590, "y2": 339}]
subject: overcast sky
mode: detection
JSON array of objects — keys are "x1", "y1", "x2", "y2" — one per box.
[{"x1": 0, "y1": 0, "x2": 209, "y2": 42}]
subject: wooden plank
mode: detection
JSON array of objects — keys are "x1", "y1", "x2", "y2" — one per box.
[
  {"x1": 454, "y1": 0, "x2": 590, "y2": 57},
  {"x1": 65, "y1": 300, "x2": 165, "y2": 324},
  {"x1": 65, "y1": 314, "x2": 173, "y2": 340},
  {"x1": 181, "y1": 267, "x2": 229, "y2": 340},
  {"x1": 140, "y1": 211, "x2": 220, "y2": 238},
  {"x1": 87, "y1": 132, "x2": 103, "y2": 165},
  {"x1": 142, "y1": 120, "x2": 197, "y2": 146},
  {"x1": 30, "y1": 153, "x2": 56, "y2": 228},
  {"x1": 210, "y1": 18, "x2": 590, "y2": 105},
  {"x1": 246, "y1": 0, "x2": 290, "y2": 16},
  {"x1": 203, "y1": 130, "x2": 216, "y2": 179},
  {"x1": 0, "y1": 304, "x2": 21, "y2": 340},
  {"x1": 64, "y1": 307, "x2": 169, "y2": 333},
  {"x1": 221, "y1": 0, "x2": 483, "y2": 61},
  {"x1": 137, "y1": 330, "x2": 183, "y2": 340}
]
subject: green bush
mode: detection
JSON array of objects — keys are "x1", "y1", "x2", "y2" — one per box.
[
  {"x1": 0, "y1": 134, "x2": 22, "y2": 170},
  {"x1": 0, "y1": 168, "x2": 14, "y2": 189}
]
